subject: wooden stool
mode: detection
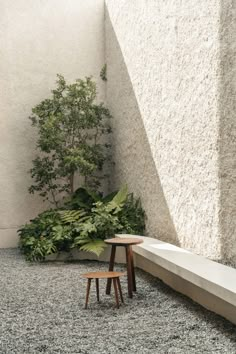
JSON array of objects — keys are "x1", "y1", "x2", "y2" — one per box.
[
  {"x1": 81, "y1": 271, "x2": 125, "y2": 309},
  {"x1": 105, "y1": 238, "x2": 143, "y2": 298}
]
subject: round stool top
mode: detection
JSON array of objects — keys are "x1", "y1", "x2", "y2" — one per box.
[
  {"x1": 105, "y1": 237, "x2": 143, "y2": 246},
  {"x1": 81, "y1": 271, "x2": 125, "y2": 279}
]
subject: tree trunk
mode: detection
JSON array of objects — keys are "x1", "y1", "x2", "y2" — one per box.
[{"x1": 69, "y1": 173, "x2": 74, "y2": 194}]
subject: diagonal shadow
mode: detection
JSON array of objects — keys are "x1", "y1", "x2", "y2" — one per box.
[
  {"x1": 219, "y1": 0, "x2": 236, "y2": 262},
  {"x1": 105, "y1": 10, "x2": 179, "y2": 246}
]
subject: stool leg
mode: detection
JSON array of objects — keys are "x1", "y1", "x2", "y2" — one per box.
[
  {"x1": 106, "y1": 245, "x2": 116, "y2": 295},
  {"x1": 117, "y1": 277, "x2": 124, "y2": 303},
  {"x1": 130, "y1": 247, "x2": 136, "y2": 291},
  {"x1": 113, "y1": 278, "x2": 119, "y2": 309},
  {"x1": 96, "y1": 279, "x2": 99, "y2": 302},
  {"x1": 85, "y1": 279, "x2": 92, "y2": 309},
  {"x1": 126, "y1": 246, "x2": 133, "y2": 298}
]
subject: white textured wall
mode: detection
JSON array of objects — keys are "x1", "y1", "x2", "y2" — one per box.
[
  {"x1": 106, "y1": 17, "x2": 179, "y2": 246},
  {"x1": 0, "y1": 0, "x2": 105, "y2": 247},
  {"x1": 219, "y1": 0, "x2": 236, "y2": 261},
  {"x1": 2, "y1": 0, "x2": 236, "y2": 260},
  {"x1": 106, "y1": 0, "x2": 224, "y2": 259}
]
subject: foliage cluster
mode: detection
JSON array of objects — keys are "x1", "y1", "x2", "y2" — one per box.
[
  {"x1": 18, "y1": 186, "x2": 145, "y2": 261},
  {"x1": 29, "y1": 75, "x2": 112, "y2": 207},
  {"x1": 19, "y1": 73, "x2": 146, "y2": 261}
]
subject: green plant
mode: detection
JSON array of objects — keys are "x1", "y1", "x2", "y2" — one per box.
[
  {"x1": 100, "y1": 64, "x2": 107, "y2": 81},
  {"x1": 29, "y1": 74, "x2": 112, "y2": 207},
  {"x1": 18, "y1": 210, "x2": 73, "y2": 261},
  {"x1": 118, "y1": 193, "x2": 146, "y2": 235},
  {"x1": 18, "y1": 186, "x2": 146, "y2": 261},
  {"x1": 70, "y1": 185, "x2": 129, "y2": 251},
  {"x1": 63, "y1": 187, "x2": 101, "y2": 210}
]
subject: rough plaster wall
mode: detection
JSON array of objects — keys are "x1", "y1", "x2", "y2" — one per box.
[
  {"x1": 106, "y1": 0, "x2": 222, "y2": 258},
  {"x1": 106, "y1": 17, "x2": 179, "y2": 245},
  {"x1": 0, "y1": 0, "x2": 105, "y2": 247},
  {"x1": 219, "y1": 0, "x2": 236, "y2": 261}
]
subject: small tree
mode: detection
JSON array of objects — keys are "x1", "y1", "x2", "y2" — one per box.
[{"x1": 29, "y1": 75, "x2": 112, "y2": 207}]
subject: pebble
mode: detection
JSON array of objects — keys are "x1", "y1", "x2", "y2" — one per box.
[{"x1": 0, "y1": 249, "x2": 236, "y2": 354}]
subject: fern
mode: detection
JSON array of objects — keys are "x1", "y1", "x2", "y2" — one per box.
[
  {"x1": 112, "y1": 185, "x2": 128, "y2": 205},
  {"x1": 59, "y1": 210, "x2": 88, "y2": 223},
  {"x1": 106, "y1": 185, "x2": 128, "y2": 213},
  {"x1": 77, "y1": 238, "x2": 106, "y2": 256},
  {"x1": 18, "y1": 186, "x2": 145, "y2": 261}
]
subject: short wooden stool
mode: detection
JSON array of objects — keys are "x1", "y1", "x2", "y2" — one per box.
[
  {"x1": 105, "y1": 238, "x2": 143, "y2": 298},
  {"x1": 81, "y1": 271, "x2": 125, "y2": 309}
]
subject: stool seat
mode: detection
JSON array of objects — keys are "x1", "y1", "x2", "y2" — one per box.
[
  {"x1": 105, "y1": 237, "x2": 143, "y2": 298},
  {"x1": 82, "y1": 271, "x2": 125, "y2": 279},
  {"x1": 105, "y1": 237, "x2": 143, "y2": 246}
]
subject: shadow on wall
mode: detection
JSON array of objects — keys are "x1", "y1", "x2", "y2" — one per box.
[
  {"x1": 105, "y1": 11, "x2": 179, "y2": 246},
  {"x1": 219, "y1": 0, "x2": 236, "y2": 262}
]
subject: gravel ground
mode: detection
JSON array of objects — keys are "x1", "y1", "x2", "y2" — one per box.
[{"x1": 0, "y1": 249, "x2": 236, "y2": 354}]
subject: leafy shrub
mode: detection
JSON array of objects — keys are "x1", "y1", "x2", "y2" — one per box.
[
  {"x1": 20, "y1": 73, "x2": 146, "y2": 262},
  {"x1": 18, "y1": 186, "x2": 146, "y2": 261},
  {"x1": 29, "y1": 74, "x2": 112, "y2": 207},
  {"x1": 18, "y1": 210, "x2": 72, "y2": 261},
  {"x1": 118, "y1": 193, "x2": 145, "y2": 235}
]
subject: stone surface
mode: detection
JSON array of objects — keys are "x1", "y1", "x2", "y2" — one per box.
[
  {"x1": 105, "y1": 0, "x2": 236, "y2": 260},
  {"x1": 219, "y1": 0, "x2": 236, "y2": 262},
  {"x1": 116, "y1": 235, "x2": 236, "y2": 310},
  {"x1": 105, "y1": 14, "x2": 179, "y2": 245},
  {"x1": 0, "y1": 0, "x2": 105, "y2": 247},
  {"x1": 1, "y1": 249, "x2": 236, "y2": 354}
]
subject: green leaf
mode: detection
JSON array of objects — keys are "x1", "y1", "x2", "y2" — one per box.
[
  {"x1": 100, "y1": 64, "x2": 107, "y2": 81},
  {"x1": 102, "y1": 190, "x2": 118, "y2": 203},
  {"x1": 112, "y1": 185, "x2": 128, "y2": 206},
  {"x1": 22, "y1": 237, "x2": 36, "y2": 246},
  {"x1": 79, "y1": 239, "x2": 107, "y2": 256},
  {"x1": 59, "y1": 210, "x2": 88, "y2": 223},
  {"x1": 105, "y1": 185, "x2": 128, "y2": 213}
]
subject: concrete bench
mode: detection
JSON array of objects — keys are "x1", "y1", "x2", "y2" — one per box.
[{"x1": 116, "y1": 234, "x2": 236, "y2": 325}]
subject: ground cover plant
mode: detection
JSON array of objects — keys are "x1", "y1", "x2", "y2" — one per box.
[{"x1": 18, "y1": 186, "x2": 145, "y2": 261}]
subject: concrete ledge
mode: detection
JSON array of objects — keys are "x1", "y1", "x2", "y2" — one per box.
[
  {"x1": 116, "y1": 234, "x2": 236, "y2": 325},
  {"x1": 46, "y1": 245, "x2": 126, "y2": 263}
]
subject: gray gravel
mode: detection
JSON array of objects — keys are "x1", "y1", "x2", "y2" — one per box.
[{"x1": 0, "y1": 249, "x2": 236, "y2": 354}]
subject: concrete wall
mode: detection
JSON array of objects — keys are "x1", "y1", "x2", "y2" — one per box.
[
  {"x1": 105, "y1": 16, "x2": 179, "y2": 246},
  {"x1": 1, "y1": 0, "x2": 236, "y2": 261},
  {"x1": 219, "y1": 0, "x2": 236, "y2": 261},
  {"x1": 0, "y1": 0, "x2": 105, "y2": 247},
  {"x1": 105, "y1": 0, "x2": 227, "y2": 260}
]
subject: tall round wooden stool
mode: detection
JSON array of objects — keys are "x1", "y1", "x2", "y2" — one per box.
[
  {"x1": 81, "y1": 271, "x2": 125, "y2": 309},
  {"x1": 105, "y1": 238, "x2": 143, "y2": 298}
]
